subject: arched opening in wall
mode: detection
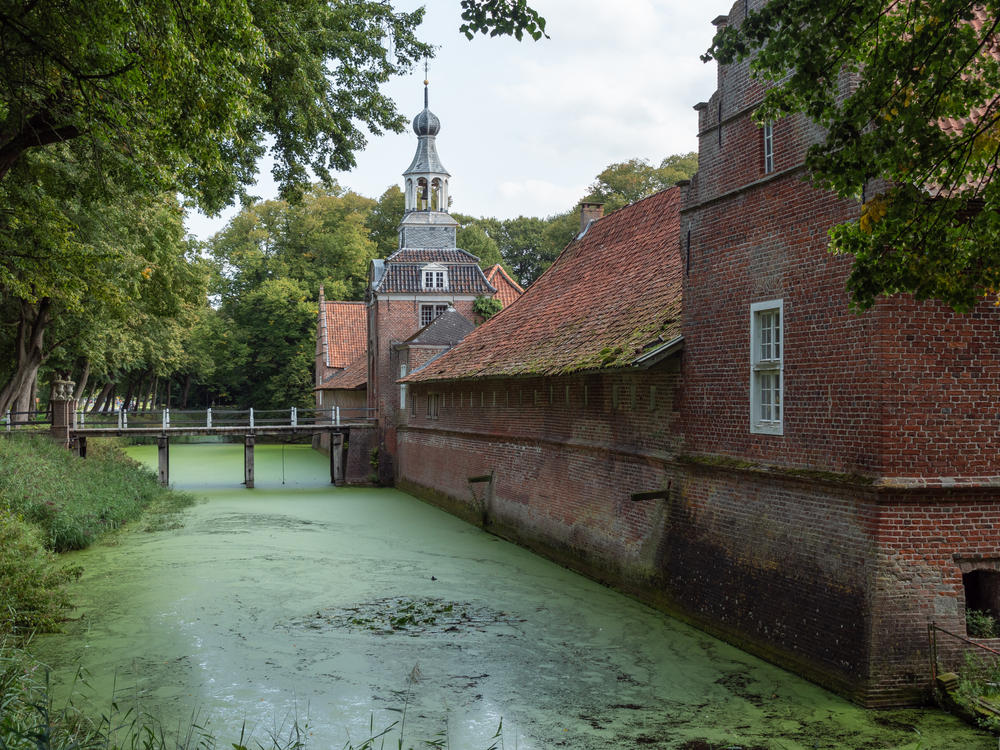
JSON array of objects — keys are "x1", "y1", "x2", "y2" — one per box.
[
  {"x1": 417, "y1": 178, "x2": 429, "y2": 210},
  {"x1": 431, "y1": 178, "x2": 442, "y2": 210},
  {"x1": 964, "y1": 569, "x2": 1000, "y2": 637}
]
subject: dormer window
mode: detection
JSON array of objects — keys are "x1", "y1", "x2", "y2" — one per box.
[{"x1": 422, "y1": 263, "x2": 448, "y2": 290}]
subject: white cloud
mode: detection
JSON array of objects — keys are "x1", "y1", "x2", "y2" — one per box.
[{"x1": 185, "y1": 0, "x2": 732, "y2": 239}]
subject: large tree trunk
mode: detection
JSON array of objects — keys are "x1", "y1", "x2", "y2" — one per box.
[
  {"x1": 122, "y1": 375, "x2": 138, "y2": 412},
  {"x1": 0, "y1": 299, "x2": 52, "y2": 415},
  {"x1": 73, "y1": 359, "x2": 91, "y2": 403},
  {"x1": 92, "y1": 381, "x2": 114, "y2": 413},
  {"x1": 181, "y1": 374, "x2": 192, "y2": 409}
]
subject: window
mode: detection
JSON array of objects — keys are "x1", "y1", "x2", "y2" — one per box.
[
  {"x1": 399, "y1": 364, "x2": 407, "y2": 410},
  {"x1": 421, "y1": 264, "x2": 448, "y2": 291},
  {"x1": 750, "y1": 300, "x2": 783, "y2": 435},
  {"x1": 426, "y1": 393, "x2": 439, "y2": 419},
  {"x1": 420, "y1": 303, "x2": 449, "y2": 327},
  {"x1": 763, "y1": 121, "x2": 774, "y2": 174}
]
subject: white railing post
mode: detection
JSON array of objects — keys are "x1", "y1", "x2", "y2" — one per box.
[
  {"x1": 72, "y1": 409, "x2": 78, "y2": 430},
  {"x1": 123, "y1": 410, "x2": 128, "y2": 429},
  {"x1": 335, "y1": 406, "x2": 341, "y2": 426},
  {"x1": 249, "y1": 407, "x2": 254, "y2": 429},
  {"x1": 80, "y1": 410, "x2": 85, "y2": 427},
  {"x1": 117, "y1": 408, "x2": 123, "y2": 430},
  {"x1": 207, "y1": 407, "x2": 212, "y2": 428},
  {"x1": 291, "y1": 406, "x2": 297, "y2": 427},
  {"x1": 162, "y1": 409, "x2": 170, "y2": 430}
]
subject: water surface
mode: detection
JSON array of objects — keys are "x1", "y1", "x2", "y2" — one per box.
[{"x1": 37, "y1": 443, "x2": 992, "y2": 749}]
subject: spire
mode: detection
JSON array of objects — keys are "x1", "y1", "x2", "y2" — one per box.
[{"x1": 403, "y1": 71, "x2": 450, "y2": 213}]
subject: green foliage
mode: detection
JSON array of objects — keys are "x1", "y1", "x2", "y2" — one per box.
[
  {"x1": 0, "y1": 0, "x2": 431, "y2": 212},
  {"x1": 473, "y1": 296, "x2": 503, "y2": 320},
  {"x1": 457, "y1": 223, "x2": 505, "y2": 271},
  {"x1": 460, "y1": 0, "x2": 547, "y2": 41},
  {"x1": 0, "y1": 436, "x2": 189, "y2": 553},
  {"x1": 585, "y1": 153, "x2": 698, "y2": 212},
  {"x1": 708, "y1": 1, "x2": 1000, "y2": 311},
  {"x1": 366, "y1": 186, "x2": 406, "y2": 258},
  {"x1": 0, "y1": 511, "x2": 79, "y2": 634},
  {"x1": 968, "y1": 609, "x2": 999, "y2": 638}
]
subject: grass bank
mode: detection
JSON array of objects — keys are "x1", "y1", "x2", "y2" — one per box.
[{"x1": 0, "y1": 434, "x2": 196, "y2": 748}]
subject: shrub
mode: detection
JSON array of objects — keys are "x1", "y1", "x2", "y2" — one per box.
[
  {"x1": 967, "y1": 609, "x2": 999, "y2": 638},
  {"x1": 472, "y1": 295, "x2": 503, "y2": 320}
]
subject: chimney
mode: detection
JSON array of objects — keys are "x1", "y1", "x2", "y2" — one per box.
[
  {"x1": 318, "y1": 284, "x2": 325, "y2": 305},
  {"x1": 579, "y1": 202, "x2": 605, "y2": 235}
]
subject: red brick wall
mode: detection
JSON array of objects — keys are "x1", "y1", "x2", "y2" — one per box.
[
  {"x1": 369, "y1": 297, "x2": 475, "y2": 481},
  {"x1": 876, "y1": 298, "x2": 1000, "y2": 480},
  {"x1": 681, "y1": 172, "x2": 876, "y2": 473},
  {"x1": 398, "y1": 364, "x2": 891, "y2": 703}
]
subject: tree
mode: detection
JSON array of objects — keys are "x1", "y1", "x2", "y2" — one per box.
[
  {"x1": 0, "y1": 2, "x2": 545, "y2": 212},
  {"x1": 708, "y1": 2, "x2": 1000, "y2": 312},
  {"x1": 0, "y1": 147, "x2": 202, "y2": 415},
  {"x1": 366, "y1": 186, "x2": 406, "y2": 258},
  {"x1": 586, "y1": 154, "x2": 698, "y2": 212}
]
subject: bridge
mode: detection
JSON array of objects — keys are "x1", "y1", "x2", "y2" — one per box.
[{"x1": 3, "y1": 405, "x2": 375, "y2": 488}]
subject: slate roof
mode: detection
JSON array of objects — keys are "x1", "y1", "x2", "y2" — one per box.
[
  {"x1": 401, "y1": 308, "x2": 475, "y2": 347},
  {"x1": 387, "y1": 248, "x2": 480, "y2": 263},
  {"x1": 321, "y1": 302, "x2": 366, "y2": 369},
  {"x1": 317, "y1": 352, "x2": 367, "y2": 391},
  {"x1": 374, "y1": 263, "x2": 496, "y2": 295},
  {"x1": 405, "y1": 187, "x2": 683, "y2": 382},
  {"x1": 484, "y1": 264, "x2": 524, "y2": 308}
]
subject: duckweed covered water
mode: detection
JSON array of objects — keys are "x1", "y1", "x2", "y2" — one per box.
[{"x1": 36, "y1": 443, "x2": 993, "y2": 749}]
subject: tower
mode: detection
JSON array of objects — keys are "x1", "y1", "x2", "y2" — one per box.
[
  {"x1": 365, "y1": 80, "x2": 497, "y2": 483},
  {"x1": 398, "y1": 81, "x2": 459, "y2": 249}
]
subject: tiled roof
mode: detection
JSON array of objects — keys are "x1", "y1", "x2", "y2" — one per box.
[
  {"x1": 405, "y1": 188, "x2": 682, "y2": 382},
  {"x1": 938, "y1": 9, "x2": 998, "y2": 139},
  {"x1": 375, "y1": 264, "x2": 496, "y2": 295},
  {"x1": 317, "y1": 352, "x2": 367, "y2": 390},
  {"x1": 386, "y1": 248, "x2": 480, "y2": 263},
  {"x1": 484, "y1": 264, "x2": 524, "y2": 308},
  {"x1": 321, "y1": 302, "x2": 366, "y2": 369},
  {"x1": 401, "y1": 308, "x2": 475, "y2": 347}
]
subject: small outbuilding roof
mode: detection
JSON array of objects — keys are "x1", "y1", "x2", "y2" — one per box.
[
  {"x1": 321, "y1": 301, "x2": 366, "y2": 369},
  {"x1": 400, "y1": 308, "x2": 475, "y2": 348},
  {"x1": 404, "y1": 187, "x2": 683, "y2": 382},
  {"x1": 484, "y1": 264, "x2": 524, "y2": 308}
]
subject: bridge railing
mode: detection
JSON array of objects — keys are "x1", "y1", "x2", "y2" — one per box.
[
  {"x1": 71, "y1": 406, "x2": 376, "y2": 431},
  {"x1": 3, "y1": 409, "x2": 49, "y2": 431}
]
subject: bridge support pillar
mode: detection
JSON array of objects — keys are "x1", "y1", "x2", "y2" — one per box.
[
  {"x1": 330, "y1": 432, "x2": 344, "y2": 485},
  {"x1": 244, "y1": 435, "x2": 255, "y2": 489},
  {"x1": 157, "y1": 436, "x2": 169, "y2": 487}
]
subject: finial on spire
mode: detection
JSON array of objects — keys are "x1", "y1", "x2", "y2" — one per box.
[{"x1": 423, "y1": 58, "x2": 429, "y2": 107}]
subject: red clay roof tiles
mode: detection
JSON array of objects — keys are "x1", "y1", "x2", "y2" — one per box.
[
  {"x1": 405, "y1": 187, "x2": 682, "y2": 382},
  {"x1": 321, "y1": 301, "x2": 366, "y2": 370},
  {"x1": 484, "y1": 264, "x2": 524, "y2": 308}
]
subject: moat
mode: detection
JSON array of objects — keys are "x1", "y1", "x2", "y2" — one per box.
[{"x1": 35, "y1": 443, "x2": 993, "y2": 749}]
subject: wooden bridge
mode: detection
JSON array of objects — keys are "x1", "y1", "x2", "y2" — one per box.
[{"x1": 4, "y1": 406, "x2": 375, "y2": 488}]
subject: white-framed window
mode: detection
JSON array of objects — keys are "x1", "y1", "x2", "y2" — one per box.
[
  {"x1": 421, "y1": 264, "x2": 448, "y2": 291},
  {"x1": 420, "y1": 303, "x2": 448, "y2": 327},
  {"x1": 426, "y1": 393, "x2": 440, "y2": 419},
  {"x1": 399, "y1": 363, "x2": 407, "y2": 410},
  {"x1": 750, "y1": 299, "x2": 783, "y2": 435},
  {"x1": 763, "y1": 121, "x2": 774, "y2": 174}
]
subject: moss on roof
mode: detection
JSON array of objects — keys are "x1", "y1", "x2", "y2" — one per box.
[{"x1": 404, "y1": 188, "x2": 682, "y2": 383}]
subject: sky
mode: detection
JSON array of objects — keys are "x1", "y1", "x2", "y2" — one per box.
[{"x1": 184, "y1": 0, "x2": 732, "y2": 241}]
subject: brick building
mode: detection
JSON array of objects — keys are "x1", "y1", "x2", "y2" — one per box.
[
  {"x1": 395, "y1": 1, "x2": 1000, "y2": 707},
  {"x1": 317, "y1": 84, "x2": 516, "y2": 482}
]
